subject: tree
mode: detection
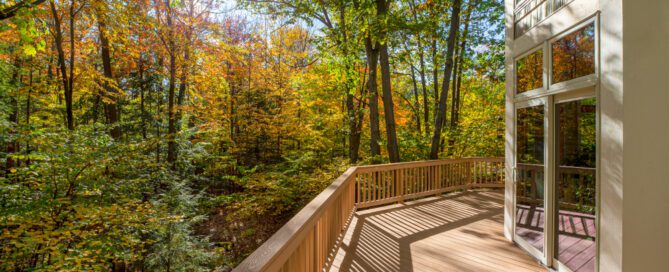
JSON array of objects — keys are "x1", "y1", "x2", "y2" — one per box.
[
  {"x1": 430, "y1": 0, "x2": 461, "y2": 159},
  {"x1": 0, "y1": 0, "x2": 45, "y2": 20},
  {"x1": 376, "y1": 0, "x2": 401, "y2": 162},
  {"x1": 94, "y1": 0, "x2": 121, "y2": 139},
  {"x1": 48, "y1": 0, "x2": 82, "y2": 130},
  {"x1": 0, "y1": 0, "x2": 509, "y2": 269},
  {"x1": 365, "y1": 36, "x2": 382, "y2": 159}
]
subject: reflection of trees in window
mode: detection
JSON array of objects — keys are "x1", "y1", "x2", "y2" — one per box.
[
  {"x1": 550, "y1": 0, "x2": 569, "y2": 12},
  {"x1": 552, "y1": 23, "x2": 595, "y2": 84},
  {"x1": 516, "y1": 49, "x2": 543, "y2": 93},
  {"x1": 557, "y1": 98, "x2": 596, "y2": 168},
  {"x1": 557, "y1": 98, "x2": 596, "y2": 214},
  {"x1": 517, "y1": 106, "x2": 544, "y2": 164}
]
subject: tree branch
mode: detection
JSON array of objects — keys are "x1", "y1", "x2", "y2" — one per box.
[{"x1": 0, "y1": 0, "x2": 46, "y2": 20}]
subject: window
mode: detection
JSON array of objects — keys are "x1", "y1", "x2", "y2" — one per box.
[
  {"x1": 516, "y1": 49, "x2": 544, "y2": 94},
  {"x1": 514, "y1": 0, "x2": 575, "y2": 38},
  {"x1": 551, "y1": 23, "x2": 596, "y2": 84},
  {"x1": 550, "y1": 0, "x2": 569, "y2": 12}
]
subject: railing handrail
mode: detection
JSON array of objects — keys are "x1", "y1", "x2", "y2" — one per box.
[
  {"x1": 355, "y1": 157, "x2": 503, "y2": 172},
  {"x1": 233, "y1": 157, "x2": 505, "y2": 272},
  {"x1": 233, "y1": 167, "x2": 357, "y2": 272}
]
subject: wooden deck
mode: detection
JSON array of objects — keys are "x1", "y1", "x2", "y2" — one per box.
[
  {"x1": 329, "y1": 190, "x2": 546, "y2": 272},
  {"x1": 516, "y1": 205, "x2": 596, "y2": 272}
]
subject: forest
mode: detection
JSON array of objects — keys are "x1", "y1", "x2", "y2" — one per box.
[{"x1": 0, "y1": 0, "x2": 505, "y2": 270}]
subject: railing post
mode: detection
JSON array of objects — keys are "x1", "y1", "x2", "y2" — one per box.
[
  {"x1": 354, "y1": 173, "x2": 358, "y2": 204},
  {"x1": 398, "y1": 169, "x2": 404, "y2": 204},
  {"x1": 435, "y1": 164, "x2": 443, "y2": 190},
  {"x1": 474, "y1": 161, "x2": 478, "y2": 185},
  {"x1": 467, "y1": 161, "x2": 473, "y2": 187}
]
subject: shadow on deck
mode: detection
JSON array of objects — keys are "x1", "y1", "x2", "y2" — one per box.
[{"x1": 330, "y1": 190, "x2": 547, "y2": 272}]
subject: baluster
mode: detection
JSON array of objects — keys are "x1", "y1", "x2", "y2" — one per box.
[
  {"x1": 383, "y1": 170, "x2": 387, "y2": 200},
  {"x1": 418, "y1": 167, "x2": 422, "y2": 193},
  {"x1": 375, "y1": 171, "x2": 379, "y2": 202},
  {"x1": 355, "y1": 174, "x2": 359, "y2": 204},
  {"x1": 430, "y1": 166, "x2": 434, "y2": 192},
  {"x1": 380, "y1": 171, "x2": 384, "y2": 201},
  {"x1": 436, "y1": 164, "x2": 444, "y2": 190},
  {"x1": 366, "y1": 172, "x2": 371, "y2": 203}
]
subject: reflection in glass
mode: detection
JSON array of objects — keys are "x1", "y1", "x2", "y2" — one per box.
[
  {"x1": 515, "y1": 105, "x2": 545, "y2": 253},
  {"x1": 550, "y1": 0, "x2": 570, "y2": 12},
  {"x1": 552, "y1": 23, "x2": 595, "y2": 84},
  {"x1": 517, "y1": 49, "x2": 544, "y2": 94},
  {"x1": 555, "y1": 98, "x2": 596, "y2": 272}
]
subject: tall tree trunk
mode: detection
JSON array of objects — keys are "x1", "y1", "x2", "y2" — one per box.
[
  {"x1": 418, "y1": 39, "x2": 429, "y2": 136},
  {"x1": 177, "y1": 37, "x2": 189, "y2": 124},
  {"x1": 139, "y1": 54, "x2": 147, "y2": 139},
  {"x1": 432, "y1": 38, "x2": 439, "y2": 120},
  {"x1": 376, "y1": 0, "x2": 400, "y2": 162},
  {"x1": 448, "y1": 0, "x2": 476, "y2": 155},
  {"x1": 26, "y1": 65, "x2": 32, "y2": 166},
  {"x1": 364, "y1": 36, "x2": 381, "y2": 160},
  {"x1": 49, "y1": 0, "x2": 73, "y2": 130},
  {"x1": 156, "y1": 56, "x2": 164, "y2": 164},
  {"x1": 355, "y1": 68, "x2": 368, "y2": 158},
  {"x1": 5, "y1": 59, "x2": 20, "y2": 177},
  {"x1": 429, "y1": 0, "x2": 461, "y2": 159},
  {"x1": 165, "y1": 0, "x2": 177, "y2": 164},
  {"x1": 177, "y1": 2, "x2": 193, "y2": 129},
  {"x1": 339, "y1": 4, "x2": 362, "y2": 163},
  {"x1": 379, "y1": 44, "x2": 400, "y2": 162},
  {"x1": 409, "y1": 0, "x2": 430, "y2": 135},
  {"x1": 67, "y1": 0, "x2": 75, "y2": 130},
  {"x1": 410, "y1": 64, "x2": 422, "y2": 132},
  {"x1": 97, "y1": 11, "x2": 121, "y2": 139},
  {"x1": 346, "y1": 89, "x2": 361, "y2": 163}
]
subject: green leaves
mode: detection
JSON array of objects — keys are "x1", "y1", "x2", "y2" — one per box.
[{"x1": 10, "y1": 6, "x2": 46, "y2": 56}]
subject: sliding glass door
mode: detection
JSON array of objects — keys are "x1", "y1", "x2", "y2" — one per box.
[
  {"x1": 553, "y1": 96, "x2": 597, "y2": 272},
  {"x1": 514, "y1": 99, "x2": 547, "y2": 261},
  {"x1": 512, "y1": 17, "x2": 599, "y2": 271}
]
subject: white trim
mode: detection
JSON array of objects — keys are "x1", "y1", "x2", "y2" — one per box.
[
  {"x1": 513, "y1": 98, "x2": 549, "y2": 264},
  {"x1": 514, "y1": 45, "x2": 546, "y2": 95},
  {"x1": 546, "y1": 95, "x2": 555, "y2": 268},
  {"x1": 553, "y1": 85, "x2": 596, "y2": 103},
  {"x1": 514, "y1": 0, "x2": 577, "y2": 39},
  {"x1": 548, "y1": 17, "x2": 599, "y2": 88},
  {"x1": 512, "y1": 0, "x2": 599, "y2": 64},
  {"x1": 551, "y1": 89, "x2": 598, "y2": 272},
  {"x1": 514, "y1": 15, "x2": 599, "y2": 102}
]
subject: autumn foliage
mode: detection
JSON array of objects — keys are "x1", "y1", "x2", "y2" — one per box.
[{"x1": 0, "y1": 0, "x2": 506, "y2": 270}]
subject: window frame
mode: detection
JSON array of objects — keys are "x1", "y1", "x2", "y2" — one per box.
[
  {"x1": 510, "y1": 10, "x2": 602, "y2": 272},
  {"x1": 514, "y1": 15, "x2": 599, "y2": 103},
  {"x1": 514, "y1": 0, "x2": 576, "y2": 39},
  {"x1": 548, "y1": 17, "x2": 599, "y2": 90},
  {"x1": 514, "y1": 45, "x2": 547, "y2": 98}
]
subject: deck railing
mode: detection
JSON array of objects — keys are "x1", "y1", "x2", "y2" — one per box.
[
  {"x1": 354, "y1": 157, "x2": 504, "y2": 208},
  {"x1": 233, "y1": 157, "x2": 505, "y2": 272},
  {"x1": 516, "y1": 163, "x2": 596, "y2": 211}
]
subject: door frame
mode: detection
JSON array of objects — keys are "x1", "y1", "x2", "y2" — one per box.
[
  {"x1": 551, "y1": 87, "x2": 598, "y2": 272},
  {"x1": 510, "y1": 13, "x2": 601, "y2": 271},
  {"x1": 513, "y1": 96, "x2": 550, "y2": 264},
  {"x1": 512, "y1": 86, "x2": 599, "y2": 271}
]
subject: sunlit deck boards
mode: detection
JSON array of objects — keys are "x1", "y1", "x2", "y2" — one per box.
[{"x1": 329, "y1": 190, "x2": 546, "y2": 272}]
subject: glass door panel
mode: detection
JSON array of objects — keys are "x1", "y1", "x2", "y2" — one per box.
[
  {"x1": 515, "y1": 104, "x2": 546, "y2": 254},
  {"x1": 555, "y1": 98, "x2": 596, "y2": 272}
]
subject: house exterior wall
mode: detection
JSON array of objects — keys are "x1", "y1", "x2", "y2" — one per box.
[
  {"x1": 505, "y1": 0, "x2": 627, "y2": 271},
  {"x1": 598, "y1": 0, "x2": 623, "y2": 271},
  {"x1": 621, "y1": 1, "x2": 669, "y2": 271}
]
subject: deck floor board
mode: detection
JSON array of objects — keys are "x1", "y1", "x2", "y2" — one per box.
[{"x1": 329, "y1": 190, "x2": 547, "y2": 272}]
